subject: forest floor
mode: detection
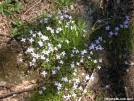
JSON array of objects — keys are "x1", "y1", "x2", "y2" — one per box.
[{"x1": 0, "y1": 0, "x2": 134, "y2": 101}]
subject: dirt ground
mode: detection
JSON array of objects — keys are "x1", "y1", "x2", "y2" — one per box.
[{"x1": 0, "y1": 0, "x2": 134, "y2": 101}]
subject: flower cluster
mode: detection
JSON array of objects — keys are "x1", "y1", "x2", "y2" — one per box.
[
  {"x1": 106, "y1": 15, "x2": 130, "y2": 37},
  {"x1": 104, "y1": 15, "x2": 131, "y2": 65},
  {"x1": 19, "y1": 10, "x2": 104, "y2": 100}
]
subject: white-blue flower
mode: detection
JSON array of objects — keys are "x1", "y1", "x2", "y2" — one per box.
[
  {"x1": 41, "y1": 35, "x2": 49, "y2": 41},
  {"x1": 42, "y1": 86, "x2": 46, "y2": 91},
  {"x1": 39, "y1": 90, "x2": 43, "y2": 95},
  {"x1": 38, "y1": 40, "x2": 43, "y2": 47},
  {"x1": 41, "y1": 71, "x2": 47, "y2": 77},
  {"x1": 105, "y1": 25, "x2": 110, "y2": 30}
]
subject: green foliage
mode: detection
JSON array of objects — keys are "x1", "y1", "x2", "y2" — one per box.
[
  {"x1": 0, "y1": 0, "x2": 23, "y2": 15},
  {"x1": 16, "y1": 11, "x2": 100, "y2": 100},
  {"x1": 31, "y1": 83, "x2": 62, "y2": 101},
  {"x1": 10, "y1": 19, "x2": 34, "y2": 39},
  {"x1": 54, "y1": 0, "x2": 74, "y2": 9}
]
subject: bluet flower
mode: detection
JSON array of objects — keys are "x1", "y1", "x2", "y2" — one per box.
[
  {"x1": 29, "y1": 62, "x2": 34, "y2": 66},
  {"x1": 90, "y1": 51, "x2": 93, "y2": 54},
  {"x1": 76, "y1": 62, "x2": 80, "y2": 66},
  {"x1": 37, "y1": 31, "x2": 42, "y2": 36},
  {"x1": 46, "y1": 26, "x2": 52, "y2": 30},
  {"x1": 70, "y1": 5, "x2": 74, "y2": 10},
  {"x1": 44, "y1": 18, "x2": 48, "y2": 23},
  {"x1": 90, "y1": 75, "x2": 95, "y2": 81},
  {"x1": 71, "y1": 63, "x2": 75, "y2": 68},
  {"x1": 109, "y1": 31, "x2": 113, "y2": 36},
  {"x1": 30, "y1": 30, "x2": 33, "y2": 34},
  {"x1": 57, "y1": 43, "x2": 62, "y2": 48},
  {"x1": 64, "y1": 14, "x2": 69, "y2": 18},
  {"x1": 72, "y1": 83, "x2": 78, "y2": 90},
  {"x1": 105, "y1": 25, "x2": 110, "y2": 30},
  {"x1": 48, "y1": 14, "x2": 52, "y2": 18},
  {"x1": 56, "y1": 66, "x2": 61, "y2": 70},
  {"x1": 50, "y1": 29, "x2": 54, "y2": 34},
  {"x1": 21, "y1": 38, "x2": 26, "y2": 42},
  {"x1": 41, "y1": 35, "x2": 49, "y2": 41},
  {"x1": 72, "y1": 92, "x2": 76, "y2": 97},
  {"x1": 60, "y1": 16, "x2": 64, "y2": 20},
  {"x1": 73, "y1": 72, "x2": 76, "y2": 76},
  {"x1": 46, "y1": 58, "x2": 49, "y2": 62},
  {"x1": 25, "y1": 47, "x2": 34, "y2": 53},
  {"x1": 98, "y1": 36, "x2": 103, "y2": 41},
  {"x1": 42, "y1": 86, "x2": 46, "y2": 91},
  {"x1": 114, "y1": 32, "x2": 118, "y2": 36},
  {"x1": 99, "y1": 58, "x2": 102, "y2": 63},
  {"x1": 58, "y1": 10, "x2": 62, "y2": 15},
  {"x1": 39, "y1": 90, "x2": 43, "y2": 95},
  {"x1": 85, "y1": 75, "x2": 90, "y2": 81},
  {"x1": 56, "y1": 54, "x2": 61, "y2": 59},
  {"x1": 32, "y1": 34, "x2": 36, "y2": 37},
  {"x1": 60, "y1": 51, "x2": 66, "y2": 56},
  {"x1": 97, "y1": 66, "x2": 101, "y2": 69},
  {"x1": 123, "y1": 20, "x2": 129, "y2": 25},
  {"x1": 78, "y1": 86, "x2": 83, "y2": 91},
  {"x1": 125, "y1": 15, "x2": 130, "y2": 20},
  {"x1": 69, "y1": 16, "x2": 72, "y2": 20},
  {"x1": 32, "y1": 58, "x2": 36, "y2": 62},
  {"x1": 120, "y1": 24, "x2": 123, "y2": 28},
  {"x1": 40, "y1": 55, "x2": 46, "y2": 60},
  {"x1": 41, "y1": 71, "x2": 47, "y2": 77},
  {"x1": 65, "y1": 40, "x2": 70, "y2": 44},
  {"x1": 93, "y1": 60, "x2": 97, "y2": 63},
  {"x1": 19, "y1": 58, "x2": 23, "y2": 62},
  {"x1": 81, "y1": 49, "x2": 88, "y2": 55},
  {"x1": 59, "y1": 60, "x2": 64, "y2": 64},
  {"x1": 115, "y1": 27, "x2": 119, "y2": 31},
  {"x1": 52, "y1": 70, "x2": 57, "y2": 75},
  {"x1": 124, "y1": 24, "x2": 128, "y2": 28},
  {"x1": 61, "y1": 77, "x2": 68, "y2": 82},
  {"x1": 29, "y1": 38, "x2": 34, "y2": 43},
  {"x1": 38, "y1": 40, "x2": 43, "y2": 47},
  {"x1": 88, "y1": 56, "x2": 91, "y2": 59}
]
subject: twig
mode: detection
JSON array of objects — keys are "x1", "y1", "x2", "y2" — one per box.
[
  {"x1": 24, "y1": 0, "x2": 42, "y2": 15},
  {"x1": 0, "y1": 87, "x2": 34, "y2": 99},
  {"x1": 0, "y1": 33, "x2": 11, "y2": 38}
]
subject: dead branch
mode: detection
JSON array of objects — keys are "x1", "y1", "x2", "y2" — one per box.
[
  {"x1": 0, "y1": 87, "x2": 34, "y2": 99},
  {"x1": 0, "y1": 33, "x2": 11, "y2": 38},
  {"x1": 24, "y1": 0, "x2": 42, "y2": 15}
]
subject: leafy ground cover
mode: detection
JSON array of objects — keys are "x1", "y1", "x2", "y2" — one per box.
[{"x1": 0, "y1": 0, "x2": 134, "y2": 101}]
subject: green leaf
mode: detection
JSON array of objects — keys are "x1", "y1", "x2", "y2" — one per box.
[
  {"x1": 5, "y1": 0, "x2": 11, "y2": 3},
  {"x1": 60, "y1": 0, "x2": 64, "y2": 4},
  {"x1": 10, "y1": 28, "x2": 18, "y2": 38}
]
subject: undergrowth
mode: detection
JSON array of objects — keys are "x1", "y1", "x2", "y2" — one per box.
[
  {"x1": 0, "y1": 0, "x2": 23, "y2": 15},
  {"x1": 7, "y1": 0, "x2": 134, "y2": 100}
]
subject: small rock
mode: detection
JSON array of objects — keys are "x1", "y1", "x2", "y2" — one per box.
[
  {"x1": 85, "y1": 69, "x2": 99, "y2": 89},
  {"x1": 24, "y1": 85, "x2": 33, "y2": 89},
  {"x1": 126, "y1": 69, "x2": 129, "y2": 72},
  {"x1": 20, "y1": 14, "x2": 26, "y2": 21},
  {"x1": 0, "y1": 81, "x2": 6, "y2": 87},
  {"x1": 22, "y1": 80, "x2": 29, "y2": 85},
  {"x1": 30, "y1": 80, "x2": 36, "y2": 84},
  {"x1": 6, "y1": 83, "x2": 13, "y2": 89}
]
